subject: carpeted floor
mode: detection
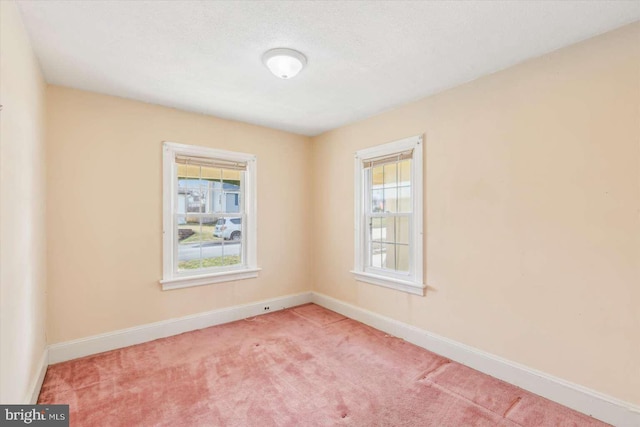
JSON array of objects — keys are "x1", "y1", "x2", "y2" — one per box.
[{"x1": 38, "y1": 304, "x2": 608, "y2": 426}]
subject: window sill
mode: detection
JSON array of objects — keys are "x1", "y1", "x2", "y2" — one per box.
[
  {"x1": 160, "y1": 267, "x2": 261, "y2": 291},
  {"x1": 351, "y1": 271, "x2": 425, "y2": 296}
]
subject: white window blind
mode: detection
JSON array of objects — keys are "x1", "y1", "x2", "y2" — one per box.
[
  {"x1": 362, "y1": 149, "x2": 413, "y2": 168},
  {"x1": 175, "y1": 155, "x2": 247, "y2": 171}
]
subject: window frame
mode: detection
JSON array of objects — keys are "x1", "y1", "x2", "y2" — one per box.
[
  {"x1": 352, "y1": 135, "x2": 425, "y2": 295},
  {"x1": 160, "y1": 141, "x2": 259, "y2": 291}
]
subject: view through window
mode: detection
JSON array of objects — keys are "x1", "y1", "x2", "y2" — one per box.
[
  {"x1": 175, "y1": 158, "x2": 245, "y2": 272},
  {"x1": 367, "y1": 157, "x2": 412, "y2": 272}
]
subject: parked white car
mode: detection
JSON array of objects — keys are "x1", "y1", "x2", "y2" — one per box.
[{"x1": 214, "y1": 217, "x2": 242, "y2": 240}]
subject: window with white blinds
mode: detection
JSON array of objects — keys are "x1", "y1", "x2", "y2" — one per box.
[
  {"x1": 353, "y1": 135, "x2": 424, "y2": 296},
  {"x1": 161, "y1": 142, "x2": 259, "y2": 290}
]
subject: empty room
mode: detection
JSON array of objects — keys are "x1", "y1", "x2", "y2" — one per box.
[{"x1": 1, "y1": 1, "x2": 638, "y2": 426}]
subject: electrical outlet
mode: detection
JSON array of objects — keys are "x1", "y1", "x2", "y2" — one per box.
[{"x1": 264, "y1": 306, "x2": 270, "y2": 311}]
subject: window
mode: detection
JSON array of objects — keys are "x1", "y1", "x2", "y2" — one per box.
[
  {"x1": 160, "y1": 142, "x2": 259, "y2": 290},
  {"x1": 352, "y1": 135, "x2": 424, "y2": 295}
]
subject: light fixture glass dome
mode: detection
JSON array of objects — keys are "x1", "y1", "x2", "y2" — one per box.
[{"x1": 262, "y1": 48, "x2": 307, "y2": 79}]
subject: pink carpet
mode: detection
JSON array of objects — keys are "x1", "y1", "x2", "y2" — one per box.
[{"x1": 39, "y1": 304, "x2": 608, "y2": 426}]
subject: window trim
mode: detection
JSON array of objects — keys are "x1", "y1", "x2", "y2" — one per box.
[
  {"x1": 352, "y1": 135, "x2": 425, "y2": 296},
  {"x1": 160, "y1": 141, "x2": 259, "y2": 291}
]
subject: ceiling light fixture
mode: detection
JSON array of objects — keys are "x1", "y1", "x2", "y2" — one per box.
[{"x1": 262, "y1": 48, "x2": 307, "y2": 80}]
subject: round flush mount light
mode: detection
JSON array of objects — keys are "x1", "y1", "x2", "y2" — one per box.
[{"x1": 262, "y1": 48, "x2": 307, "y2": 79}]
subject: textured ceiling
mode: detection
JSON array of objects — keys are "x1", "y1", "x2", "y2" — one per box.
[{"x1": 16, "y1": 1, "x2": 640, "y2": 136}]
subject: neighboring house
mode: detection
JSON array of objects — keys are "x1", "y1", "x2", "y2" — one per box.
[{"x1": 177, "y1": 179, "x2": 240, "y2": 224}]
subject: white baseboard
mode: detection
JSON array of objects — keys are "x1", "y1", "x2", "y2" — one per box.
[
  {"x1": 26, "y1": 348, "x2": 48, "y2": 404},
  {"x1": 48, "y1": 292, "x2": 312, "y2": 364},
  {"x1": 311, "y1": 291, "x2": 640, "y2": 427}
]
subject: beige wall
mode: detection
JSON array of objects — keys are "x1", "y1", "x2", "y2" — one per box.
[
  {"x1": 0, "y1": 0, "x2": 48, "y2": 403},
  {"x1": 311, "y1": 23, "x2": 640, "y2": 405},
  {"x1": 46, "y1": 86, "x2": 312, "y2": 344}
]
